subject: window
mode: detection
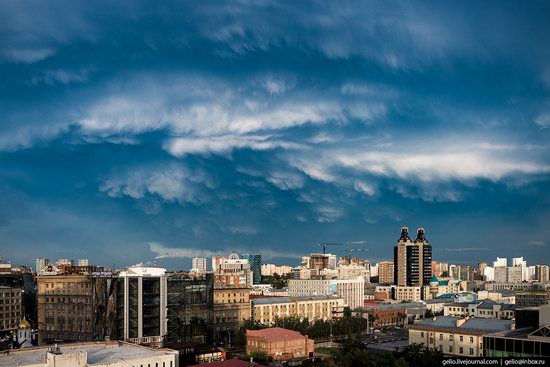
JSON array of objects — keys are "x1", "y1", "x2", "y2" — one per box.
[
  {"x1": 469, "y1": 336, "x2": 474, "y2": 343},
  {"x1": 449, "y1": 346, "x2": 453, "y2": 352},
  {"x1": 459, "y1": 347, "x2": 463, "y2": 354},
  {"x1": 420, "y1": 332, "x2": 424, "y2": 338},
  {"x1": 469, "y1": 348, "x2": 474, "y2": 355},
  {"x1": 460, "y1": 336, "x2": 463, "y2": 342},
  {"x1": 439, "y1": 334, "x2": 443, "y2": 340}
]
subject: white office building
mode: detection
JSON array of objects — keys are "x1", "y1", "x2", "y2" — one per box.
[
  {"x1": 191, "y1": 257, "x2": 207, "y2": 272},
  {"x1": 288, "y1": 276, "x2": 365, "y2": 309}
]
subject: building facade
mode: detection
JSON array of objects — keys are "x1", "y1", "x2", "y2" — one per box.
[
  {"x1": 394, "y1": 227, "x2": 432, "y2": 287},
  {"x1": 191, "y1": 257, "x2": 207, "y2": 272},
  {"x1": 288, "y1": 277, "x2": 364, "y2": 309},
  {"x1": 116, "y1": 266, "x2": 167, "y2": 347},
  {"x1": 240, "y1": 254, "x2": 262, "y2": 284},
  {"x1": 213, "y1": 285, "x2": 250, "y2": 343},
  {"x1": 252, "y1": 296, "x2": 345, "y2": 325},
  {"x1": 37, "y1": 273, "x2": 93, "y2": 344},
  {"x1": 246, "y1": 327, "x2": 314, "y2": 361},
  {"x1": 0, "y1": 286, "x2": 22, "y2": 334},
  {"x1": 378, "y1": 261, "x2": 394, "y2": 284}
]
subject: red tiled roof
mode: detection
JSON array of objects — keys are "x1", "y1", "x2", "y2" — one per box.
[
  {"x1": 189, "y1": 359, "x2": 265, "y2": 367},
  {"x1": 246, "y1": 327, "x2": 307, "y2": 342}
]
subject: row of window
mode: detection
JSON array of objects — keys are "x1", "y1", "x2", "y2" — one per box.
[{"x1": 420, "y1": 331, "x2": 475, "y2": 343}]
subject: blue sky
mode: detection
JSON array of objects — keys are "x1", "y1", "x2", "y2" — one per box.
[{"x1": 1, "y1": 1, "x2": 549, "y2": 270}]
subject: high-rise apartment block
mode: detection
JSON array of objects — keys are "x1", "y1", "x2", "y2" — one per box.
[
  {"x1": 77, "y1": 259, "x2": 89, "y2": 266},
  {"x1": 378, "y1": 261, "x2": 394, "y2": 284},
  {"x1": 536, "y1": 265, "x2": 549, "y2": 282},
  {"x1": 191, "y1": 257, "x2": 207, "y2": 272},
  {"x1": 394, "y1": 227, "x2": 432, "y2": 287},
  {"x1": 240, "y1": 254, "x2": 262, "y2": 284},
  {"x1": 0, "y1": 286, "x2": 22, "y2": 333}
]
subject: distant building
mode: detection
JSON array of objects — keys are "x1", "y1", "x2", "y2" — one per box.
[
  {"x1": 191, "y1": 257, "x2": 207, "y2": 272},
  {"x1": 117, "y1": 266, "x2": 167, "y2": 347},
  {"x1": 77, "y1": 259, "x2": 89, "y2": 267},
  {"x1": 408, "y1": 316, "x2": 514, "y2": 357},
  {"x1": 55, "y1": 258, "x2": 74, "y2": 267},
  {"x1": 246, "y1": 327, "x2": 314, "y2": 361},
  {"x1": 214, "y1": 251, "x2": 252, "y2": 287},
  {"x1": 494, "y1": 266, "x2": 522, "y2": 283},
  {"x1": 288, "y1": 277, "x2": 364, "y2": 309},
  {"x1": 252, "y1": 295, "x2": 345, "y2": 325},
  {"x1": 35, "y1": 258, "x2": 50, "y2": 273},
  {"x1": 240, "y1": 254, "x2": 262, "y2": 284},
  {"x1": 394, "y1": 227, "x2": 432, "y2": 287},
  {"x1": 0, "y1": 341, "x2": 178, "y2": 367},
  {"x1": 261, "y1": 264, "x2": 292, "y2": 277},
  {"x1": 515, "y1": 290, "x2": 550, "y2": 308},
  {"x1": 378, "y1": 261, "x2": 394, "y2": 284},
  {"x1": 535, "y1": 265, "x2": 549, "y2": 282}
]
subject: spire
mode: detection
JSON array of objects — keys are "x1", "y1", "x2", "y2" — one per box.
[
  {"x1": 415, "y1": 227, "x2": 427, "y2": 242},
  {"x1": 398, "y1": 226, "x2": 410, "y2": 242}
]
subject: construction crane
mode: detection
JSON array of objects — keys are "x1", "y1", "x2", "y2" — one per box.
[{"x1": 316, "y1": 243, "x2": 345, "y2": 254}]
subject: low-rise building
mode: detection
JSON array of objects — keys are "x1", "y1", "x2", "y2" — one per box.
[
  {"x1": 407, "y1": 316, "x2": 514, "y2": 357},
  {"x1": 0, "y1": 341, "x2": 178, "y2": 367},
  {"x1": 374, "y1": 285, "x2": 423, "y2": 302},
  {"x1": 515, "y1": 291, "x2": 550, "y2": 308},
  {"x1": 467, "y1": 300, "x2": 515, "y2": 319},
  {"x1": 246, "y1": 327, "x2": 314, "y2": 361},
  {"x1": 252, "y1": 296, "x2": 344, "y2": 325}
]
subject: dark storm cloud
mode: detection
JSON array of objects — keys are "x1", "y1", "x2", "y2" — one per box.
[{"x1": 0, "y1": 0, "x2": 549, "y2": 268}]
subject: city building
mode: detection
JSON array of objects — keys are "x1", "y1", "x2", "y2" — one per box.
[
  {"x1": 407, "y1": 316, "x2": 515, "y2": 357},
  {"x1": 535, "y1": 265, "x2": 549, "y2": 282},
  {"x1": 483, "y1": 305, "x2": 550, "y2": 357},
  {"x1": 261, "y1": 264, "x2": 292, "y2": 277},
  {"x1": 515, "y1": 290, "x2": 550, "y2": 308},
  {"x1": 494, "y1": 257, "x2": 507, "y2": 267},
  {"x1": 117, "y1": 265, "x2": 167, "y2": 347},
  {"x1": 77, "y1": 259, "x2": 89, "y2": 267},
  {"x1": 240, "y1": 254, "x2": 262, "y2": 284},
  {"x1": 13, "y1": 314, "x2": 35, "y2": 348},
  {"x1": 55, "y1": 258, "x2": 74, "y2": 267},
  {"x1": 213, "y1": 252, "x2": 252, "y2": 287},
  {"x1": 301, "y1": 253, "x2": 337, "y2": 270},
  {"x1": 476, "y1": 290, "x2": 516, "y2": 304},
  {"x1": 485, "y1": 282, "x2": 550, "y2": 292},
  {"x1": 494, "y1": 266, "x2": 522, "y2": 283},
  {"x1": 252, "y1": 296, "x2": 345, "y2": 325},
  {"x1": 0, "y1": 341, "x2": 178, "y2": 367},
  {"x1": 246, "y1": 327, "x2": 314, "y2": 361},
  {"x1": 288, "y1": 277, "x2": 364, "y2": 309},
  {"x1": 394, "y1": 227, "x2": 432, "y2": 287},
  {"x1": 0, "y1": 286, "x2": 22, "y2": 334},
  {"x1": 166, "y1": 273, "x2": 213, "y2": 344},
  {"x1": 374, "y1": 285, "x2": 423, "y2": 302},
  {"x1": 378, "y1": 261, "x2": 394, "y2": 284},
  {"x1": 35, "y1": 258, "x2": 50, "y2": 273},
  {"x1": 37, "y1": 272, "x2": 93, "y2": 344},
  {"x1": 213, "y1": 285, "x2": 250, "y2": 344},
  {"x1": 191, "y1": 257, "x2": 208, "y2": 272}
]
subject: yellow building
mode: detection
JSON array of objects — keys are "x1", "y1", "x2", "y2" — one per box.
[
  {"x1": 253, "y1": 295, "x2": 345, "y2": 325},
  {"x1": 0, "y1": 286, "x2": 22, "y2": 333},
  {"x1": 213, "y1": 285, "x2": 251, "y2": 341},
  {"x1": 37, "y1": 274, "x2": 93, "y2": 344}
]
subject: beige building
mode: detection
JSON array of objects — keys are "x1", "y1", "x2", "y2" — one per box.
[
  {"x1": 246, "y1": 327, "x2": 314, "y2": 361},
  {"x1": 0, "y1": 341, "x2": 178, "y2": 367},
  {"x1": 261, "y1": 264, "x2": 292, "y2": 277},
  {"x1": 213, "y1": 286, "x2": 251, "y2": 339},
  {"x1": 37, "y1": 274, "x2": 93, "y2": 344},
  {"x1": 536, "y1": 265, "x2": 550, "y2": 282},
  {"x1": 378, "y1": 261, "x2": 394, "y2": 284},
  {"x1": 0, "y1": 286, "x2": 22, "y2": 333},
  {"x1": 252, "y1": 296, "x2": 345, "y2": 325},
  {"x1": 374, "y1": 285, "x2": 422, "y2": 302},
  {"x1": 408, "y1": 316, "x2": 514, "y2": 357},
  {"x1": 288, "y1": 277, "x2": 364, "y2": 309}
]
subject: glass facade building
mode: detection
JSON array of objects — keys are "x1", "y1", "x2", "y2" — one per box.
[{"x1": 240, "y1": 254, "x2": 262, "y2": 284}]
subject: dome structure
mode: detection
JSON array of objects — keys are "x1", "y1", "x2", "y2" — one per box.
[{"x1": 18, "y1": 316, "x2": 31, "y2": 330}]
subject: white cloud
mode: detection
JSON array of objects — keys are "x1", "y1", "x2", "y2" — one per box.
[
  {"x1": 100, "y1": 165, "x2": 211, "y2": 204},
  {"x1": 2, "y1": 48, "x2": 55, "y2": 63},
  {"x1": 149, "y1": 242, "x2": 301, "y2": 260},
  {"x1": 534, "y1": 112, "x2": 550, "y2": 129}
]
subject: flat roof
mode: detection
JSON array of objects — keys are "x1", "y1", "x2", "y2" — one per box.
[
  {"x1": 0, "y1": 342, "x2": 176, "y2": 366},
  {"x1": 409, "y1": 316, "x2": 514, "y2": 334},
  {"x1": 253, "y1": 295, "x2": 342, "y2": 305}
]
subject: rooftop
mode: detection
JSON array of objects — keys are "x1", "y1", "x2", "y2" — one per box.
[
  {"x1": 189, "y1": 359, "x2": 265, "y2": 367},
  {"x1": 253, "y1": 295, "x2": 342, "y2": 305},
  {"x1": 409, "y1": 316, "x2": 514, "y2": 334},
  {"x1": 246, "y1": 327, "x2": 307, "y2": 342},
  {"x1": 0, "y1": 341, "x2": 176, "y2": 366}
]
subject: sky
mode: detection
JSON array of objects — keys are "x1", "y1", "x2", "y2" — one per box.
[{"x1": 1, "y1": 0, "x2": 549, "y2": 270}]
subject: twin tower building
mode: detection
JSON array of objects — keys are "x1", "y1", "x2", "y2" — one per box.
[{"x1": 394, "y1": 226, "x2": 432, "y2": 287}]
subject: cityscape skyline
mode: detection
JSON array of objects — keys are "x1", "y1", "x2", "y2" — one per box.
[{"x1": 1, "y1": 1, "x2": 549, "y2": 268}]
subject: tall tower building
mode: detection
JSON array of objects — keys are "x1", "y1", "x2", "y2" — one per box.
[
  {"x1": 191, "y1": 257, "x2": 207, "y2": 272},
  {"x1": 240, "y1": 254, "x2": 262, "y2": 284},
  {"x1": 394, "y1": 226, "x2": 432, "y2": 287}
]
